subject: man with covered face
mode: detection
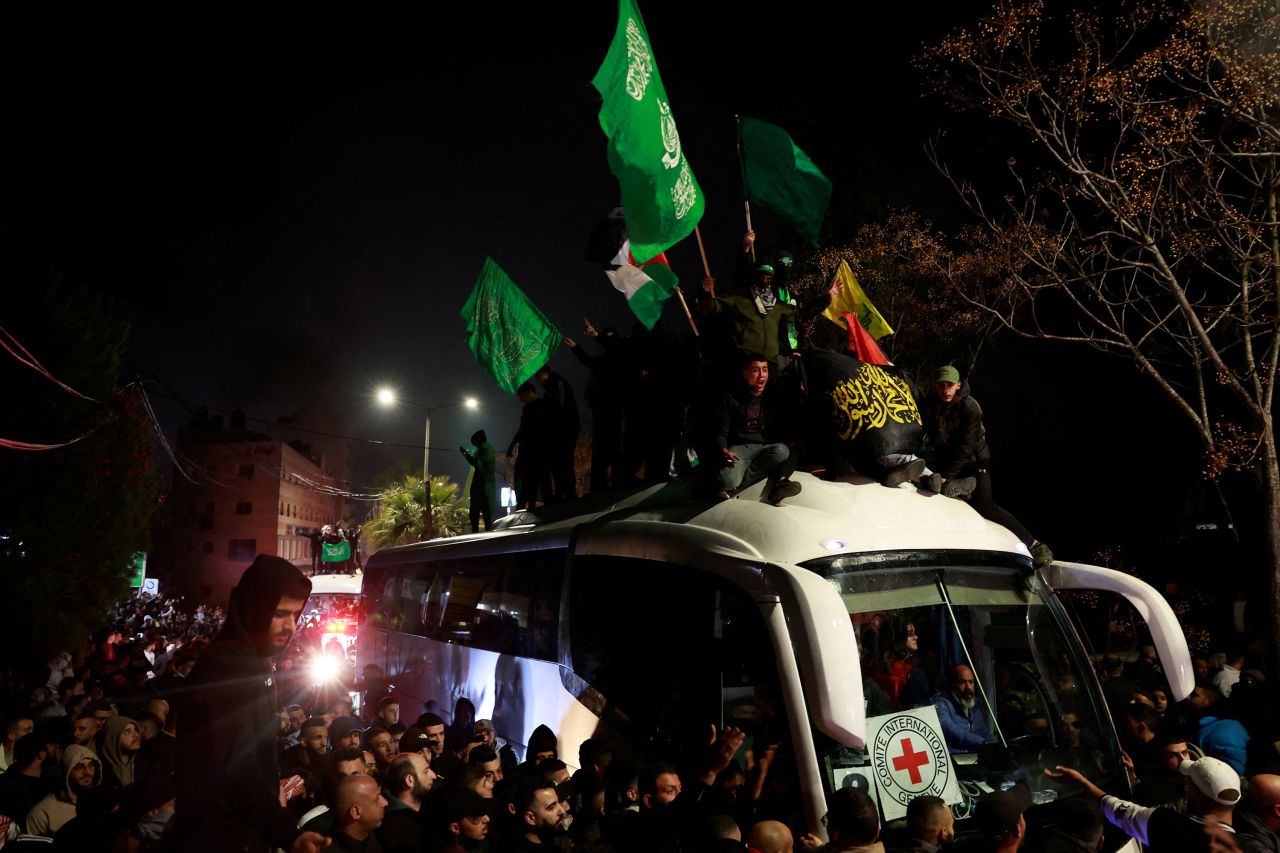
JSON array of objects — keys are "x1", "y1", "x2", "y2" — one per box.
[
  {"x1": 172, "y1": 554, "x2": 328, "y2": 852},
  {"x1": 933, "y1": 664, "x2": 994, "y2": 751}
]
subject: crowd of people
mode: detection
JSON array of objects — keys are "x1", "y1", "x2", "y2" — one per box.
[
  {"x1": 486, "y1": 231, "x2": 1051, "y2": 566},
  {"x1": 0, "y1": 552, "x2": 1278, "y2": 852}
]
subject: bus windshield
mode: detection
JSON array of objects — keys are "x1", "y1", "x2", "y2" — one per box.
[{"x1": 817, "y1": 564, "x2": 1122, "y2": 823}]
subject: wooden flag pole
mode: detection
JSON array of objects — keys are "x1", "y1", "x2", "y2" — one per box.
[
  {"x1": 694, "y1": 225, "x2": 712, "y2": 278},
  {"x1": 674, "y1": 287, "x2": 698, "y2": 337},
  {"x1": 735, "y1": 115, "x2": 756, "y2": 262},
  {"x1": 744, "y1": 201, "x2": 756, "y2": 262}
]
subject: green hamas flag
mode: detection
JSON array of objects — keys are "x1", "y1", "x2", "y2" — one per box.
[
  {"x1": 738, "y1": 116, "x2": 832, "y2": 247},
  {"x1": 321, "y1": 539, "x2": 351, "y2": 563},
  {"x1": 592, "y1": 0, "x2": 704, "y2": 263},
  {"x1": 461, "y1": 257, "x2": 562, "y2": 395}
]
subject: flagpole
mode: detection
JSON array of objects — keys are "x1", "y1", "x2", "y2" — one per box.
[
  {"x1": 673, "y1": 288, "x2": 698, "y2": 337},
  {"x1": 694, "y1": 225, "x2": 712, "y2": 279},
  {"x1": 735, "y1": 115, "x2": 756, "y2": 262}
]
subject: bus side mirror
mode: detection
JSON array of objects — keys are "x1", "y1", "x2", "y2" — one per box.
[
  {"x1": 1043, "y1": 561, "x2": 1194, "y2": 701},
  {"x1": 766, "y1": 563, "x2": 866, "y2": 748}
]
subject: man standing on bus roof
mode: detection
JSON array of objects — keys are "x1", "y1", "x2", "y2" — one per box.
[
  {"x1": 460, "y1": 430, "x2": 497, "y2": 533},
  {"x1": 933, "y1": 664, "x2": 994, "y2": 751},
  {"x1": 707, "y1": 351, "x2": 802, "y2": 505},
  {"x1": 923, "y1": 365, "x2": 1053, "y2": 567},
  {"x1": 172, "y1": 554, "x2": 329, "y2": 852},
  {"x1": 509, "y1": 382, "x2": 553, "y2": 509}
]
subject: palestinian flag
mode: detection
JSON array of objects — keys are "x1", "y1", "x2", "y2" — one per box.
[{"x1": 586, "y1": 207, "x2": 679, "y2": 329}]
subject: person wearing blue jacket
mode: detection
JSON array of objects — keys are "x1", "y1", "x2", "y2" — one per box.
[{"x1": 932, "y1": 664, "x2": 994, "y2": 751}]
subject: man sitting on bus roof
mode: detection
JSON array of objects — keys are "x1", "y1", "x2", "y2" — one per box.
[
  {"x1": 933, "y1": 664, "x2": 994, "y2": 752},
  {"x1": 705, "y1": 351, "x2": 801, "y2": 505}
]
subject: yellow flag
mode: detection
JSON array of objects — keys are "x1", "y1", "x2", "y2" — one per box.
[{"x1": 822, "y1": 260, "x2": 894, "y2": 340}]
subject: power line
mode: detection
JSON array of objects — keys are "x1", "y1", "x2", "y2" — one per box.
[
  {"x1": 138, "y1": 382, "x2": 384, "y2": 501},
  {"x1": 0, "y1": 322, "x2": 99, "y2": 403}
]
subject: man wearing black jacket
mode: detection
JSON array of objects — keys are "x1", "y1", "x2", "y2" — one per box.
[
  {"x1": 706, "y1": 352, "x2": 800, "y2": 505},
  {"x1": 172, "y1": 555, "x2": 328, "y2": 852},
  {"x1": 923, "y1": 365, "x2": 1052, "y2": 566}
]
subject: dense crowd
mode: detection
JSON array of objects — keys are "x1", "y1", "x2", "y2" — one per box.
[
  {"x1": 484, "y1": 231, "x2": 1052, "y2": 566},
  {"x1": 0, "y1": 562, "x2": 1279, "y2": 853}
]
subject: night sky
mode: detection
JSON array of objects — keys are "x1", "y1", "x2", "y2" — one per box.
[{"x1": 5, "y1": 5, "x2": 1234, "y2": 568}]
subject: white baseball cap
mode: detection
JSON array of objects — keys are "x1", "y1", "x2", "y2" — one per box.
[{"x1": 1180, "y1": 756, "x2": 1241, "y2": 806}]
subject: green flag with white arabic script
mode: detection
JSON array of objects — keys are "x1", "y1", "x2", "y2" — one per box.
[
  {"x1": 591, "y1": 0, "x2": 704, "y2": 263},
  {"x1": 461, "y1": 258, "x2": 562, "y2": 395},
  {"x1": 321, "y1": 539, "x2": 351, "y2": 563}
]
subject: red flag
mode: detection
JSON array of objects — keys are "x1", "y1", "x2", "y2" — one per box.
[{"x1": 840, "y1": 311, "x2": 891, "y2": 366}]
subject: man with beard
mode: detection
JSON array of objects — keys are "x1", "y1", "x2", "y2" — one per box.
[
  {"x1": 512, "y1": 779, "x2": 568, "y2": 851},
  {"x1": 172, "y1": 555, "x2": 327, "y2": 852},
  {"x1": 283, "y1": 718, "x2": 330, "y2": 774},
  {"x1": 379, "y1": 752, "x2": 436, "y2": 853},
  {"x1": 933, "y1": 664, "x2": 994, "y2": 751},
  {"x1": 25, "y1": 744, "x2": 99, "y2": 837}
]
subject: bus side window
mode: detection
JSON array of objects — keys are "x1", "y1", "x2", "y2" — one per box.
[
  {"x1": 569, "y1": 557, "x2": 780, "y2": 761},
  {"x1": 430, "y1": 551, "x2": 564, "y2": 661}
]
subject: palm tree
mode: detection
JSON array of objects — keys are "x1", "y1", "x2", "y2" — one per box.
[{"x1": 363, "y1": 474, "x2": 469, "y2": 551}]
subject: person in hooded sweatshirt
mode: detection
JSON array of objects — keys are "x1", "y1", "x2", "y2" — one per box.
[
  {"x1": 25, "y1": 744, "x2": 100, "y2": 837},
  {"x1": 171, "y1": 554, "x2": 329, "y2": 853},
  {"x1": 98, "y1": 716, "x2": 142, "y2": 791}
]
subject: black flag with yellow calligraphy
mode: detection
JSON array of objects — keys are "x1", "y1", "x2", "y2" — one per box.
[{"x1": 803, "y1": 348, "x2": 924, "y2": 476}]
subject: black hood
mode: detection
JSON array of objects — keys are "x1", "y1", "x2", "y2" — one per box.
[{"x1": 220, "y1": 555, "x2": 312, "y2": 657}]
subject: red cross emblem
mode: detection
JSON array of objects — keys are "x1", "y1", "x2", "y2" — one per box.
[{"x1": 891, "y1": 737, "x2": 930, "y2": 785}]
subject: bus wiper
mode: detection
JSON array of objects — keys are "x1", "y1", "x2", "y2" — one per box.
[{"x1": 936, "y1": 574, "x2": 1007, "y2": 749}]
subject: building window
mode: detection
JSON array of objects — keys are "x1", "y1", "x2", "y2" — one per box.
[
  {"x1": 199, "y1": 516, "x2": 213, "y2": 531},
  {"x1": 235, "y1": 502, "x2": 252, "y2": 515},
  {"x1": 237, "y1": 463, "x2": 254, "y2": 479},
  {"x1": 228, "y1": 539, "x2": 256, "y2": 561},
  {"x1": 201, "y1": 541, "x2": 213, "y2": 555},
  {"x1": 280, "y1": 502, "x2": 285, "y2": 516}
]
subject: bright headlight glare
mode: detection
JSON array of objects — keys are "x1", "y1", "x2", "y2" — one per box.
[{"x1": 309, "y1": 656, "x2": 342, "y2": 685}]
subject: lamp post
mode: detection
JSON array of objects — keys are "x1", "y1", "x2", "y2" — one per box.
[{"x1": 376, "y1": 389, "x2": 478, "y2": 540}]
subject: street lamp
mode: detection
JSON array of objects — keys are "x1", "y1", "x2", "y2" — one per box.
[{"x1": 375, "y1": 389, "x2": 479, "y2": 540}]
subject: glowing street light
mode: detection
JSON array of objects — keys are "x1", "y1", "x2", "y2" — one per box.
[{"x1": 374, "y1": 388, "x2": 479, "y2": 540}]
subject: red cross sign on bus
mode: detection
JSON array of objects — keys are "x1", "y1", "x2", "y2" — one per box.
[{"x1": 865, "y1": 706, "x2": 961, "y2": 821}]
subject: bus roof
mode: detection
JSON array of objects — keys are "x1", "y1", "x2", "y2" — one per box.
[
  {"x1": 306, "y1": 573, "x2": 363, "y2": 595},
  {"x1": 370, "y1": 471, "x2": 1029, "y2": 569}
]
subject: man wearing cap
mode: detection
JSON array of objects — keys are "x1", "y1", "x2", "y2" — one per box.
[
  {"x1": 974, "y1": 785, "x2": 1032, "y2": 851},
  {"x1": 1047, "y1": 755, "x2": 1246, "y2": 851},
  {"x1": 431, "y1": 787, "x2": 492, "y2": 852},
  {"x1": 699, "y1": 232, "x2": 797, "y2": 367},
  {"x1": 923, "y1": 365, "x2": 1053, "y2": 566},
  {"x1": 172, "y1": 554, "x2": 329, "y2": 853},
  {"x1": 330, "y1": 716, "x2": 365, "y2": 752}
]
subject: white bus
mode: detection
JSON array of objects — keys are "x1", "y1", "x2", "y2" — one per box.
[{"x1": 356, "y1": 472, "x2": 1191, "y2": 848}]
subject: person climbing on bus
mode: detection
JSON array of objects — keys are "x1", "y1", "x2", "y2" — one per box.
[
  {"x1": 923, "y1": 366, "x2": 1053, "y2": 567},
  {"x1": 704, "y1": 352, "x2": 801, "y2": 505}
]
